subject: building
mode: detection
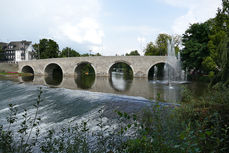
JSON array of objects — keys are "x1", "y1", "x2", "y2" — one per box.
[{"x1": 0, "y1": 40, "x2": 34, "y2": 63}]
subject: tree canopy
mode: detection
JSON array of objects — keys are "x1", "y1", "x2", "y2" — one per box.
[
  {"x1": 60, "y1": 47, "x2": 80, "y2": 57},
  {"x1": 181, "y1": 0, "x2": 229, "y2": 85},
  {"x1": 181, "y1": 22, "x2": 211, "y2": 73},
  {"x1": 81, "y1": 52, "x2": 102, "y2": 56},
  {"x1": 93, "y1": 53, "x2": 102, "y2": 56},
  {"x1": 144, "y1": 33, "x2": 181, "y2": 56},
  {"x1": 144, "y1": 42, "x2": 159, "y2": 56},
  {"x1": 33, "y1": 39, "x2": 60, "y2": 59},
  {"x1": 0, "y1": 46, "x2": 5, "y2": 60},
  {"x1": 156, "y1": 34, "x2": 172, "y2": 55},
  {"x1": 208, "y1": 0, "x2": 229, "y2": 85},
  {"x1": 126, "y1": 50, "x2": 140, "y2": 56}
]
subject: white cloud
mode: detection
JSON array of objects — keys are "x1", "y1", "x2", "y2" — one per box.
[
  {"x1": 0, "y1": 0, "x2": 103, "y2": 51},
  {"x1": 47, "y1": 0, "x2": 104, "y2": 47},
  {"x1": 114, "y1": 25, "x2": 158, "y2": 36},
  {"x1": 105, "y1": 26, "x2": 160, "y2": 56},
  {"x1": 1, "y1": 0, "x2": 222, "y2": 55},
  {"x1": 59, "y1": 18, "x2": 104, "y2": 45},
  {"x1": 172, "y1": 10, "x2": 197, "y2": 34},
  {"x1": 163, "y1": 0, "x2": 221, "y2": 34}
]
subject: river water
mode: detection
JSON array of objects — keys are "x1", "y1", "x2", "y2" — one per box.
[{"x1": 0, "y1": 72, "x2": 207, "y2": 138}]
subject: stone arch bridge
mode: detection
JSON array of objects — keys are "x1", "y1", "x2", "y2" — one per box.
[{"x1": 18, "y1": 56, "x2": 168, "y2": 78}]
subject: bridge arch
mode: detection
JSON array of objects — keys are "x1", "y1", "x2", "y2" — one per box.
[
  {"x1": 147, "y1": 61, "x2": 174, "y2": 79},
  {"x1": 21, "y1": 65, "x2": 34, "y2": 75},
  {"x1": 74, "y1": 61, "x2": 96, "y2": 76},
  {"x1": 74, "y1": 61, "x2": 96, "y2": 89},
  {"x1": 44, "y1": 63, "x2": 63, "y2": 86},
  {"x1": 21, "y1": 65, "x2": 35, "y2": 82},
  {"x1": 108, "y1": 60, "x2": 134, "y2": 77},
  {"x1": 44, "y1": 63, "x2": 63, "y2": 77}
]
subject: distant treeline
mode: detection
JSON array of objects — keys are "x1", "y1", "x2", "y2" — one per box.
[{"x1": 32, "y1": 39, "x2": 102, "y2": 59}]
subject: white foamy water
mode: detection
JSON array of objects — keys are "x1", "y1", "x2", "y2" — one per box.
[{"x1": 0, "y1": 79, "x2": 152, "y2": 134}]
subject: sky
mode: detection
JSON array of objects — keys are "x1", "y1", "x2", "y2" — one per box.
[{"x1": 0, "y1": 0, "x2": 222, "y2": 55}]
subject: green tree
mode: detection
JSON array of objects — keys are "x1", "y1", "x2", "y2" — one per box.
[
  {"x1": 156, "y1": 33, "x2": 172, "y2": 55},
  {"x1": 33, "y1": 39, "x2": 60, "y2": 59},
  {"x1": 126, "y1": 50, "x2": 140, "y2": 56},
  {"x1": 93, "y1": 53, "x2": 102, "y2": 56},
  {"x1": 144, "y1": 33, "x2": 176, "y2": 56},
  {"x1": 173, "y1": 34, "x2": 182, "y2": 55},
  {"x1": 144, "y1": 42, "x2": 159, "y2": 56},
  {"x1": 181, "y1": 0, "x2": 229, "y2": 84},
  {"x1": 81, "y1": 53, "x2": 90, "y2": 57},
  {"x1": 60, "y1": 47, "x2": 80, "y2": 57},
  {"x1": 80, "y1": 52, "x2": 102, "y2": 56},
  {"x1": 0, "y1": 46, "x2": 5, "y2": 61},
  {"x1": 181, "y1": 22, "x2": 211, "y2": 73},
  {"x1": 208, "y1": 0, "x2": 229, "y2": 85}
]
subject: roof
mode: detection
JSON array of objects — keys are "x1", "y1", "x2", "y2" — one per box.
[{"x1": 5, "y1": 40, "x2": 32, "y2": 51}]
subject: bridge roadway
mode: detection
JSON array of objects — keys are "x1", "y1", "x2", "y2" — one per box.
[{"x1": 18, "y1": 56, "x2": 167, "y2": 78}]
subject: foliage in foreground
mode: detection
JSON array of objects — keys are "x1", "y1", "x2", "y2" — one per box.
[{"x1": 0, "y1": 85, "x2": 229, "y2": 153}]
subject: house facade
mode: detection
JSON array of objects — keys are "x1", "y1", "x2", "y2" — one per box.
[{"x1": 0, "y1": 40, "x2": 34, "y2": 63}]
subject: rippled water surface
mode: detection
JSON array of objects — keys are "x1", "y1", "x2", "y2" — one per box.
[{"x1": 0, "y1": 73, "x2": 207, "y2": 135}]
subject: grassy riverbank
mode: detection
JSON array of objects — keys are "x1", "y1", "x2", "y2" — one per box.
[
  {"x1": 0, "y1": 84, "x2": 228, "y2": 153},
  {"x1": 0, "y1": 72, "x2": 33, "y2": 77}
]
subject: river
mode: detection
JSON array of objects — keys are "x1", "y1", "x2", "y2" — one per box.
[{"x1": 0, "y1": 72, "x2": 207, "y2": 138}]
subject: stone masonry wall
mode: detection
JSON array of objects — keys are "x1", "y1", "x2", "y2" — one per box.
[{"x1": 0, "y1": 63, "x2": 18, "y2": 72}]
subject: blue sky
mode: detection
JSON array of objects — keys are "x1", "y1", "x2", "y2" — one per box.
[{"x1": 0, "y1": 0, "x2": 221, "y2": 55}]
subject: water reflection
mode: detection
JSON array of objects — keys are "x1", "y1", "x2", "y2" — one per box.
[
  {"x1": 21, "y1": 75, "x2": 34, "y2": 82},
  {"x1": 4, "y1": 70, "x2": 208, "y2": 103},
  {"x1": 74, "y1": 74, "x2": 95, "y2": 89},
  {"x1": 109, "y1": 72, "x2": 132, "y2": 92},
  {"x1": 45, "y1": 74, "x2": 63, "y2": 86},
  {"x1": 16, "y1": 76, "x2": 196, "y2": 103}
]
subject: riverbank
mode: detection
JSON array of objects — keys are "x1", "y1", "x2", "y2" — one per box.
[
  {"x1": 0, "y1": 72, "x2": 33, "y2": 77},
  {"x1": 0, "y1": 63, "x2": 18, "y2": 73}
]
